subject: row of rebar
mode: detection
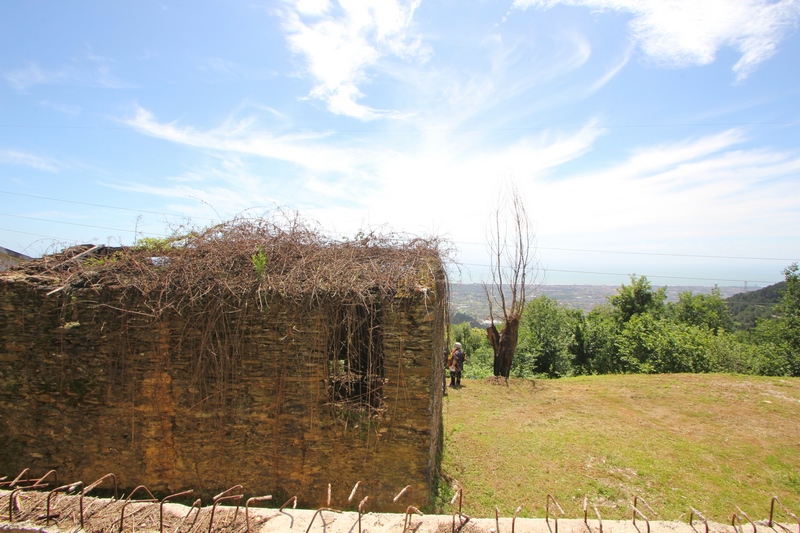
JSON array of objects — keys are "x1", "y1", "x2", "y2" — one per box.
[
  {"x1": 0, "y1": 469, "x2": 420, "y2": 532},
  {"x1": 2, "y1": 468, "x2": 799, "y2": 533}
]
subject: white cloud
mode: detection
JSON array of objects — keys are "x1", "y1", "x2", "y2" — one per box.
[
  {"x1": 297, "y1": 0, "x2": 332, "y2": 16},
  {"x1": 0, "y1": 149, "x2": 61, "y2": 172},
  {"x1": 280, "y1": 0, "x2": 427, "y2": 119},
  {"x1": 527, "y1": 129, "x2": 800, "y2": 246},
  {"x1": 512, "y1": 0, "x2": 800, "y2": 80},
  {"x1": 103, "y1": 157, "x2": 281, "y2": 221},
  {"x1": 121, "y1": 104, "x2": 605, "y2": 243},
  {"x1": 125, "y1": 106, "x2": 357, "y2": 173}
]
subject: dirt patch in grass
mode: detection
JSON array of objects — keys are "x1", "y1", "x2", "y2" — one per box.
[{"x1": 442, "y1": 374, "x2": 800, "y2": 522}]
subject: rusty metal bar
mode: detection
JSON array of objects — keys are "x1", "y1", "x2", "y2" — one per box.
[
  {"x1": 634, "y1": 496, "x2": 657, "y2": 518},
  {"x1": 46, "y1": 481, "x2": 83, "y2": 527},
  {"x1": 358, "y1": 496, "x2": 368, "y2": 533},
  {"x1": 305, "y1": 507, "x2": 342, "y2": 533},
  {"x1": 212, "y1": 485, "x2": 244, "y2": 527},
  {"x1": 213, "y1": 484, "x2": 243, "y2": 501},
  {"x1": 208, "y1": 493, "x2": 243, "y2": 533},
  {"x1": 495, "y1": 505, "x2": 501, "y2": 533},
  {"x1": 689, "y1": 507, "x2": 709, "y2": 533},
  {"x1": 583, "y1": 496, "x2": 589, "y2": 526},
  {"x1": 732, "y1": 512, "x2": 743, "y2": 533},
  {"x1": 173, "y1": 498, "x2": 202, "y2": 533},
  {"x1": 83, "y1": 472, "x2": 118, "y2": 500},
  {"x1": 394, "y1": 485, "x2": 412, "y2": 503},
  {"x1": 8, "y1": 487, "x2": 23, "y2": 522},
  {"x1": 450, "y1": 488, "x2": 463, "y2": 516},
  {"x1": 512, "y1": 505, "x2": 523, "y2": 533},
  {"x1": 245, "y1": 495, "x2": 273, "y2": 533},
  {"x1": 732, "y1": 506, "x2": 756, "y2": 533},
  {"x1": 1, "y1": 468, "x2": 31, "y2": 488},
  {"x1": 546, "y1": 494, "x2": 564, "y2": 533},
  {"x1": 28, "y1": 469, "x2": 58, "y2": 489},
  {"x1": 402, "y1": 505, "x2": 423, "y2": 533},
  {"x1": 448, "y1": 487, "x2": 469, "y2": 532},
  {"x1": 631, "y1": 499, "x2": 651, "y2": 533},
  {"x1": 280, "y1": 495, "x2": 298, "y2": 511},
  {"x1": 119, "y1": 485, "x2": 158, "y2": 532},
  {"x1": 159, "y1": 490, "x2": 193, "y2": 533},
  {"x1": 4, "y1": 468, "x2": 58, "y2": 490},
  {"x1": 348, "y1": 481, "x2": 361, "y2": 503},
  {"x1": 583, "y1": 496, "x2": 603, "y2": 533},
  {"x1": 451, "y1": 510, "x2": 471, "y2": 533},
  {"x1": 769, "y1": 495, "x2": 800, "y2": 533}
]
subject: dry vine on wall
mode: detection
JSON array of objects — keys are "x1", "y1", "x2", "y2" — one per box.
[{"x1": 20, "y1": 213, "x2": 450, "y2": 432}]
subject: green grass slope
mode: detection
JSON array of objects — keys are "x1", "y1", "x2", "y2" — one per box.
[{"x1": 441, "y1": 374, "x2": 800, "y2": 522}]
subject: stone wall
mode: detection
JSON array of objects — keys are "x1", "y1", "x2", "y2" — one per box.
[{"x1": 0, "y1": 271, "x2": 446, "y2": 511}]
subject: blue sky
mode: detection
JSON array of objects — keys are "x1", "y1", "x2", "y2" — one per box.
[{"x1": 1, "y1": 0, "x2": 799, "y2": 287}]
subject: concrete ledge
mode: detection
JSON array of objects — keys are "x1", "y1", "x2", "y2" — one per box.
[{"x1": 2, "y1": 490, "x2": 781, "y2": 533}]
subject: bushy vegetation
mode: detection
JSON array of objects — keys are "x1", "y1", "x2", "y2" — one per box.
[{"x1": 452, "y1": 264, "x2": 800, "y2": 378}]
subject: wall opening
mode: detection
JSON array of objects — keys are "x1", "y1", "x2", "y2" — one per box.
[{"x1": 327, "y1": 303, "x2": 385, "y2": 413}]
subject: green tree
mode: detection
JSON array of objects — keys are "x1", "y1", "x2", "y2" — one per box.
[
  {"x1": 671, "y1": 286, "x2": 733, "y2": 334},
  {"x1": 451, "y1": 322, "x2": 486, "y2": 358},
  {"x1": 616, "y1": 314, "x2": 713, "y2": 373},
  {"x1": 610, "y1": 275, "x2": 666, "y2": 323},
  {"x1": 574, "y1": 304, "x2": 622, "y2": 374},
  {"x1": 754, "y1": 263, "x2": 800, "y2": 376},
  {"x1": 572, "y1": 277, "x2": 667, "y2": 375},
  {"x1": 514, "y1": 295, "x2": 574, "y2": 377},
  {"x1": 706, "y1": 331, "x2": 787, "y2": 376}
]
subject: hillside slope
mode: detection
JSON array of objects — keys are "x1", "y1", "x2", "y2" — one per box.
[
  {"x1": 726, "y1": 281, "x2": 785, "y2": 329},
  {"x1": 442, "y1": 374, "x2": 800, "y2": 521}
]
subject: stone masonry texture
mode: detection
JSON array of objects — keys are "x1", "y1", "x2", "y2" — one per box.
[{"x1": 0, "y1": 268, "x2": 446, "y2": 512}]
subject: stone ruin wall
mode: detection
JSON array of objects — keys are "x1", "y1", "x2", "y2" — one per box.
[{"x1": 0, "y1": 273, "x2": 446, "y2": 511}]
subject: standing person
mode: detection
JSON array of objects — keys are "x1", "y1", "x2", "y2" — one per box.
[{"x1": 449, "y1": 342, "x2": 466, "y2": 387}]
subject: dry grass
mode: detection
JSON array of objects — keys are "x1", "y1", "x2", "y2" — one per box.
[{"x1": 442, "y1": 373, "x2": 800, "y2": 523}]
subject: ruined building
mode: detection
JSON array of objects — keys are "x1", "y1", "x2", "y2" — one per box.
[{"x1": 0, "y1": 219, "x2": 448, "y2": 510}]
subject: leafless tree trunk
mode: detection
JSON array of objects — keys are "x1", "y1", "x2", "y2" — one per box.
[{"x1": 484, "y1": 184, "x2": 541, "y2": 378}]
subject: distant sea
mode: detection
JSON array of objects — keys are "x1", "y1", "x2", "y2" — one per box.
[{"x1": 450, "y1": 283, "x2": 749, "y2": 321}]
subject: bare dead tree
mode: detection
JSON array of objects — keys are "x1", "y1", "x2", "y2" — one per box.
[{"x1": 484, "y1": 184, "x2": 541, "y2": 378}]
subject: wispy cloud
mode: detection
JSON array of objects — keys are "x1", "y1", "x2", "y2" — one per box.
[
  {"x1": 102, "y1": 157, "x2": 281, "y2": 221},
  {"x1": 3, "y1": 48, "x2": 133, "y2": 90},
  {"x1": 528, "y1": 129, "x2": 800, "y2": 244},
  {"x1": 121, "y1": 102, "x2": 605, "y2": 237},
  {"x1": 0, "y1": 149, "x2": 61, "y2": 172},
  {"x1": 125, "y1": 105, "x2": 363, "y2": 174},
  {"x1": 39, "y1": 100, "x2": 82, "y2": 116},
  {"x1": 279, "y1": 0, "x2": 427, "y2": 119},
  {"x1": 512, "y1": 0, "x2": 800, "y2": 80}
]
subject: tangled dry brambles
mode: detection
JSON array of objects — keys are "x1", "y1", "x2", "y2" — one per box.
[{"x1": 16, "y1": 213, "x2": 451, "y2": 317}]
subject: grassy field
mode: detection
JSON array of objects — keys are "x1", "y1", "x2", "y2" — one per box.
[{"x1": 441, "y1": 373, "x2": 800, "y2": 523}]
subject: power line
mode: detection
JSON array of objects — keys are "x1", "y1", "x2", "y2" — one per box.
[
  {"x1": 0, "y1": 227, "x2": 71, "y2": 241},
  {"x1": 0, "y1": 213, "x2": 166, "y2": 236},
  {"x1": 0, "y1": 216, "x2": 784, "y2": 285},
  {"x1": 2, "y1": 191, "x2": 795, "y2": 263},
  {"x1": 455, "y1": 240, "x2": 795, "y2": 262},
  {"x1": 0, "y1": 121, "x2": 797, "y2": 132},
  {"x1": 0, "y1": 190, "x2": 216, "y2": 221},
  {"x1": 537, "y1": 246, "x2": 794, "y2": 262},
  {"x1": 456, "y1": 262, "x2": 780, "y2": 285}
]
